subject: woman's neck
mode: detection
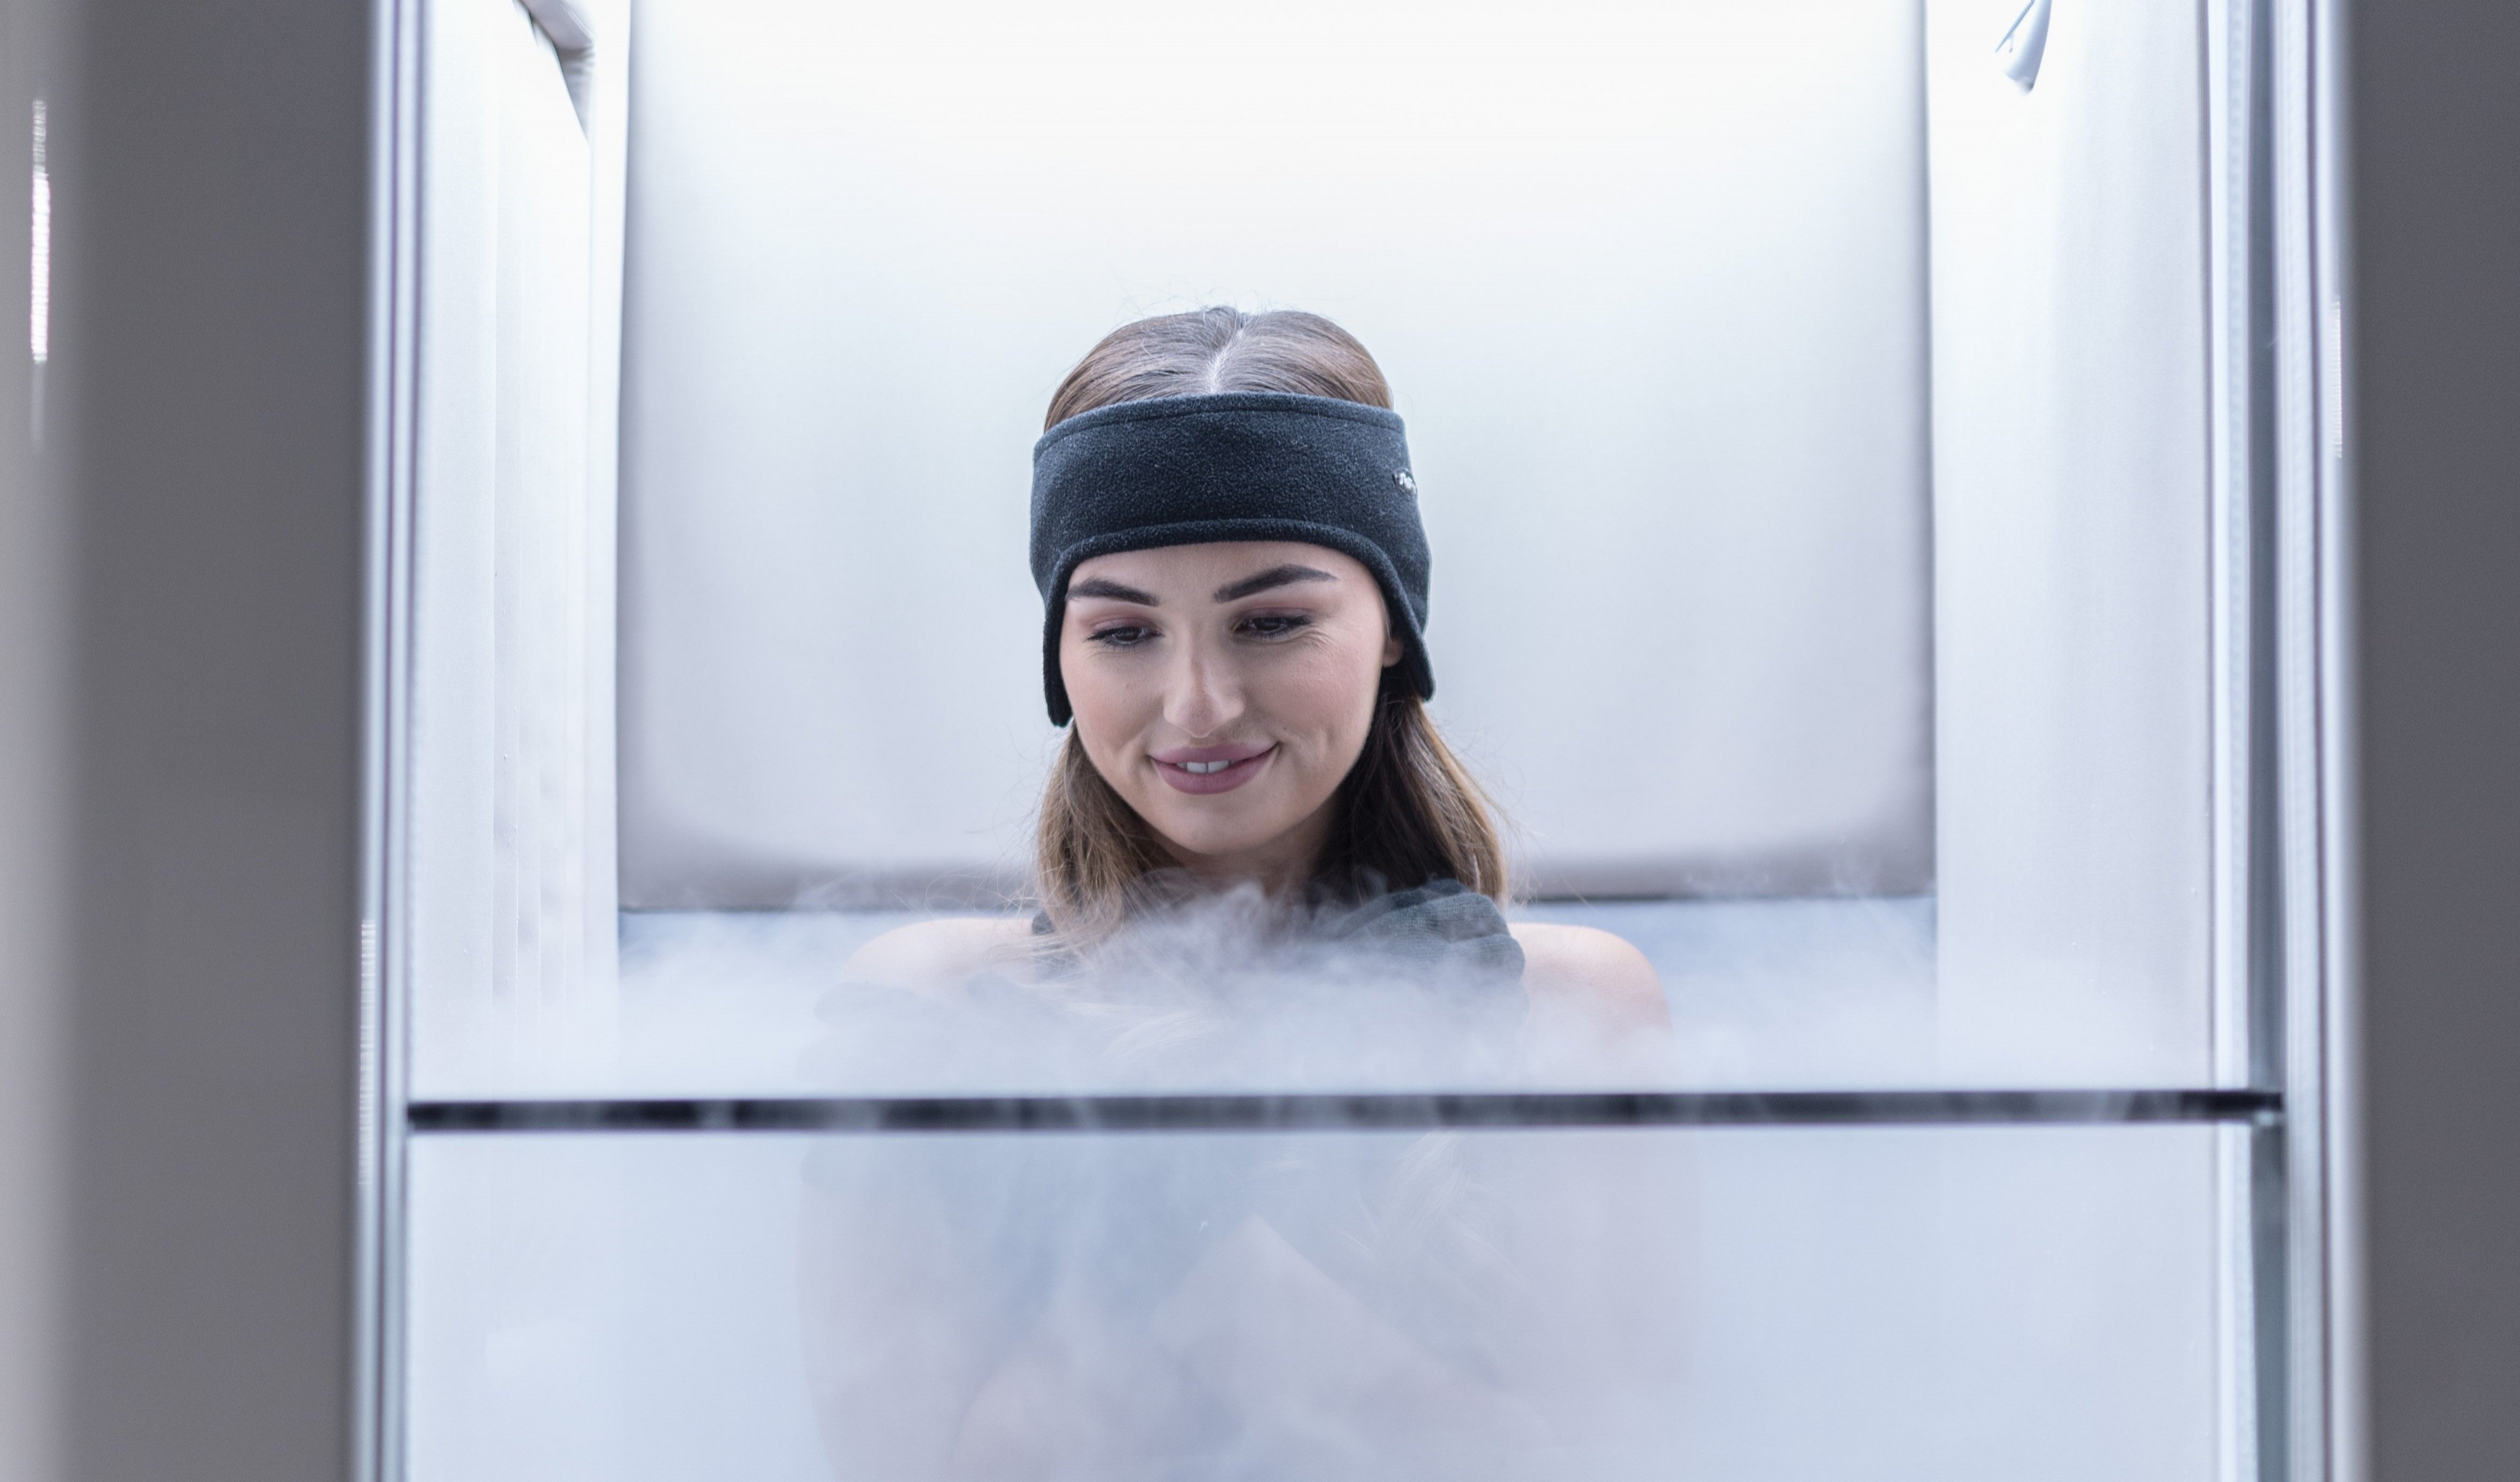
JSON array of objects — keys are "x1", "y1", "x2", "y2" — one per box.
[{"x1": 1152, "y1": 798, "x2": 1335, "y2": 899}]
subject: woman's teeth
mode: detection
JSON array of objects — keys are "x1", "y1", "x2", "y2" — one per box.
[{"x1": 1181, "y1": 760, "x2": 1231, "y2": 775}]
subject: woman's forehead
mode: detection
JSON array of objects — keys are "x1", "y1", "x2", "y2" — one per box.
[{"x1": 1070, "y1": 541, "x2": 1370, "y2": 597}]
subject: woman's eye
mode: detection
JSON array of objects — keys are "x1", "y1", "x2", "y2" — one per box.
[
  {"x1": 1088, "y1": 625, "x2": 1152, "y2": 648},
  {"x1": 1237, "y1": 613, "x2": 1312, "y2": 640}
]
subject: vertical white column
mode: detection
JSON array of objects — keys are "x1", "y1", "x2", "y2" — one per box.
[
  {"x1": 1925, "y1": 0, "x2": 2218, "y2": 1085},
  {"x1": 410, "y1": 0, "x2": 506, "y2": 1038},
  {"x1": 408, "y1": 0, "x2": 626, "y2": 1090},
  {"x1": 487, "y1": 0, "x2": 592, "y2": 1011},
  {"x1": 574, "y1": 0, "x2": 629, "y2": 1002}
]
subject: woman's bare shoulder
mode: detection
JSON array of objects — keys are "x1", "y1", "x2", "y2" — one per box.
[
  {"x1": 1508, "y1": 921, "x2": 1671, "y2": 1031},
  {"x1": 843, "y1": 915, "x2": 1037, "y2": 993}
]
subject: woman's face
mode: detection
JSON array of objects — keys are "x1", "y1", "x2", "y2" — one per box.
[{"x1": 1060, "y1": 541, "x2": 1403, "y2": 881}]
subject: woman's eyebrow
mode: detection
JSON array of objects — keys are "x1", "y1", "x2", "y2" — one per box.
[
  {"x1": 1069, "y1": 577, "x2": 1158, "y2": 605},
  {"x1": 1212, "y1": 564, "x2": 1335, "y2": 602}
]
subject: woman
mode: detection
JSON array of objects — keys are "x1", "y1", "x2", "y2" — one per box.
[
  {"x1": 804, "y1": 309, "x2": 1686, "y2": 1481},
  {"x1": 847, "y1": 307, "x2": 1668, "y2": 1050}
]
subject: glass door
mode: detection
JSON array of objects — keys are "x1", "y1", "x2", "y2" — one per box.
[{"x1": 372, "y1": 1, "x2": 2336, "y2": 1477}]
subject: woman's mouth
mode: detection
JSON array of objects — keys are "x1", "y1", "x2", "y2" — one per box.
[{"x1": 1151, "y1": 742, "x2": 1276, "y2": 796}]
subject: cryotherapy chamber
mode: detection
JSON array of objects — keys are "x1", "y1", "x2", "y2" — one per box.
[{"x1": 377, "y1": 0, "x2": 2335, "y2": 1478}]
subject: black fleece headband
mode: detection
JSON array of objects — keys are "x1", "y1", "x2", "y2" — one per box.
[{"x1": 1029, "y1": 391, "x2": 1436, "y2": 727}]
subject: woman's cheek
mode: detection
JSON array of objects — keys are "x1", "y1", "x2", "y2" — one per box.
[
  {"x1": 1308, "y1": 633, "x2": 1387, "y2": 740},
  {"x1": 1064, "y1": 646, "x2": 1150, "y2": 731}
]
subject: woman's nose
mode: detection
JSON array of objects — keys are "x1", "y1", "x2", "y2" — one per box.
[{"x1": 1162, "y1": 637, "x2": 1242, "y2": 738}]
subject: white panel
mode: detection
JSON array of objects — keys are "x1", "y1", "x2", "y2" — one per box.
[
  {"x1": 619, "y1": 0, "x2": 1933, "y2": 906},
  {"x1": 410, "y1": 0, "x2": 509, "y2": 1021},
  {"x1": 576, "y1": 0, "x2": 630, "y2": 1007},
  {"x1": 1925, "y1": 0, "x2": 2215, "y2": 1082},
  {"x1": 410, "y1": 0, "x2": 621, "y2": 1085},
  {"x1": 406, "y1": 1129, "x2": 2218, "y2": 1482},
  {"x1": 487, "y1": 1, "x2": 592, "y2": 1006}
]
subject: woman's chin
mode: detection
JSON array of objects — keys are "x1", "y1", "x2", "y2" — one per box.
[{"x1": 1138, "y1": 804, "x2": 1306, "y2": 871}]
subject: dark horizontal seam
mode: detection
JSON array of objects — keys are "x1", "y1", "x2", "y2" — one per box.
[{"x1": 407, "y1": 1088, "x2": 2283, "y2": 1136}]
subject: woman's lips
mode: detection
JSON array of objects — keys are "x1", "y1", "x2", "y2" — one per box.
[{"x1": 1151, "y1": 742, "x2": 1276, "y2": 796}]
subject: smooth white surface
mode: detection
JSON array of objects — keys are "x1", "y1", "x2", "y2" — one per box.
[
  {"x1": 406, "y1": 1126, "x2": 2218, "y2": 1481},
  {"x1": 1924, "y1": 0, "x2": 2216, "y2": 1085},
  {"x1": 409, "y1": 0, "x2": 625, "y2": 1064},
  {"x1": 617, "y1": 0, "x2": 1934, "y2": 906}
]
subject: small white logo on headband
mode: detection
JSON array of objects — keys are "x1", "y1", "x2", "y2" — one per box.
[{"x1": 1393, "y1": 469, "x2": 1418, "y2": 496}]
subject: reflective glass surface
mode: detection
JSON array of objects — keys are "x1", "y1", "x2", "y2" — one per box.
[{"x1": 406, "y1": 1125, "x2": 2223, "y2": 1481}]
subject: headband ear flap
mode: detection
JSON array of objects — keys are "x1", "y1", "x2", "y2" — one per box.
[{"x1": 1042, "y1": 577, "x2": 1075, "y2": 726}]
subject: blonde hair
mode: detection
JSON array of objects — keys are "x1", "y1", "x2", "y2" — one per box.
[{"x1": 1034, "y1": 308, "x2": 1508, "y2": 941}]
